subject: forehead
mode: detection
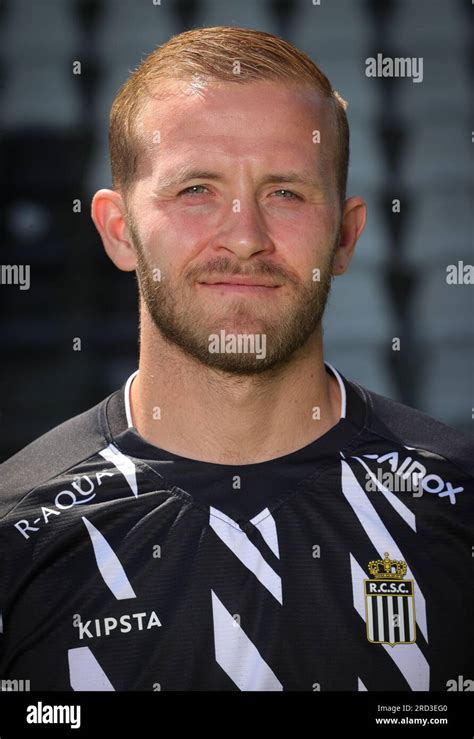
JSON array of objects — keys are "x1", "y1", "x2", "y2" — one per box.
[{"x1": 136, "y1": 78, "x2": 336, "y2": 174}]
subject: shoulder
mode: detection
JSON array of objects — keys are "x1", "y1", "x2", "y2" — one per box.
[
  {"x1": 348, "y1": 379, "x2": 474, "y2": 481},
  {"x1": 0, "y1": 392, "x2": 115, "y2": 518}
]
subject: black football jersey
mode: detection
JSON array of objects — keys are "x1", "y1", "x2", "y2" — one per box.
[{"x1": 1, "y1": 362, "x2": 473, "y2": 691}]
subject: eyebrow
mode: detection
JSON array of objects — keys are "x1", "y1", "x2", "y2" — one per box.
[{"x1": 154, "y1": 167, "x2": 322, "y2": 192}]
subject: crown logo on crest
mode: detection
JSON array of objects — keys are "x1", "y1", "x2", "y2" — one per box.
[{"x1": 368, "y1": 552, "x2": 407, "y2": 580}]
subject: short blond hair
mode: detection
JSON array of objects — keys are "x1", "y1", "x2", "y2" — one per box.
[{"x1": 109, "y1": 26, "x2": 349, "y2": 204}]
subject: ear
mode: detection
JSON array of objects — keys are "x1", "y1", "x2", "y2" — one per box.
[
  {"x1": 331, "y1": 196, "x2": 367, "y2": 276},
  {"x1": 91, "y1": 189, "x2": 137, "y2": 272}
]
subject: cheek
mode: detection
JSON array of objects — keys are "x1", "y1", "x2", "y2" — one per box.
[
  {"x1": 144, "y1": 223, "x2": 202, "y2": 280},
  {"x1": 160, "y1": 206, "x2": 213, "y2": 246},
  {"x1": 272, "y1": 212, "x2": 334, "y2": 269},
  {"x1": 175, "y1": 213, "x2": 214, "y2": 243}
]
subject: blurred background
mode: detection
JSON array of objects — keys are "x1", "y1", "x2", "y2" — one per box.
[{"x1": 0, "y1": 0, "x2": 472, "y2": 461}]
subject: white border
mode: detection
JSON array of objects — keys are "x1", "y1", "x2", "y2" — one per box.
[
  {"x1": 324, "y1": 361, "x2": 347, "y2": 419},
  {"x1": 124, "y1": 369, "x2": 139, "y2": 428}
]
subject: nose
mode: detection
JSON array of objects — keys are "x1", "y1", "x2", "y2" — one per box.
[{"x1": 214, "y1": 196, "x2": 274, "y2": 261}]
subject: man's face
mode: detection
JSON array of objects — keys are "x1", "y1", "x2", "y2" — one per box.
[{"x1": 125, "y1": 79, "x2": 342, "y2": 374}]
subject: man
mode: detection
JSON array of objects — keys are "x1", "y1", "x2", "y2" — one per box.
[{"x1": 0, "y1": 27, "x2": 472, "y2": 692}]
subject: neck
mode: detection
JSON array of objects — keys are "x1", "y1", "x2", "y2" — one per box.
[{"x1": 129, "y1": 313, "x2": 341, "y2": 465}]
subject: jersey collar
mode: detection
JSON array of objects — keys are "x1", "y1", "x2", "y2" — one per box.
[{"x1": 105, "y1": 361, "x2": 368, "y2": 462}]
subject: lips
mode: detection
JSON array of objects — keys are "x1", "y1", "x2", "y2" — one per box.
[
  {"x1": 199, "y1": 278, "x2": 280, "y2": 287},
  {"x1": 197, "y1": 282, "x2": 281, "y2": 295}
]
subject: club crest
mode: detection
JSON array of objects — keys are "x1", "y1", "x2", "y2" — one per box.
[{"x1": 364, "y1": 552, "x2": 416, "y2": 646}]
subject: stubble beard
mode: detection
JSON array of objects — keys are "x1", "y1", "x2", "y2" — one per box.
[{"x1": 129, "y1": 214, "x2": 338, "y2": 376}]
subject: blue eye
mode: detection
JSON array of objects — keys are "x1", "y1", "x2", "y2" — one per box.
[
  {"x1": 274, "y1": 189, "x2": 300, "y2": 200},
  {"x1": 180, "y1": 185, "x2": 209, "y2": 195},
  {"x1": 179, "y1": 186, "x2": 301, "y2": 200}
]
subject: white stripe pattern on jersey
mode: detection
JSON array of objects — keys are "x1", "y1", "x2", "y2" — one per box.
[{"x1": 209, "y1": 506, "x2": 283, "y2": 690}]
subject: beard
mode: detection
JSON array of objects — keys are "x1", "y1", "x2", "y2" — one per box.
[{"x1": 128, "y1": 213, "x2": 338, "y2": 376}]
